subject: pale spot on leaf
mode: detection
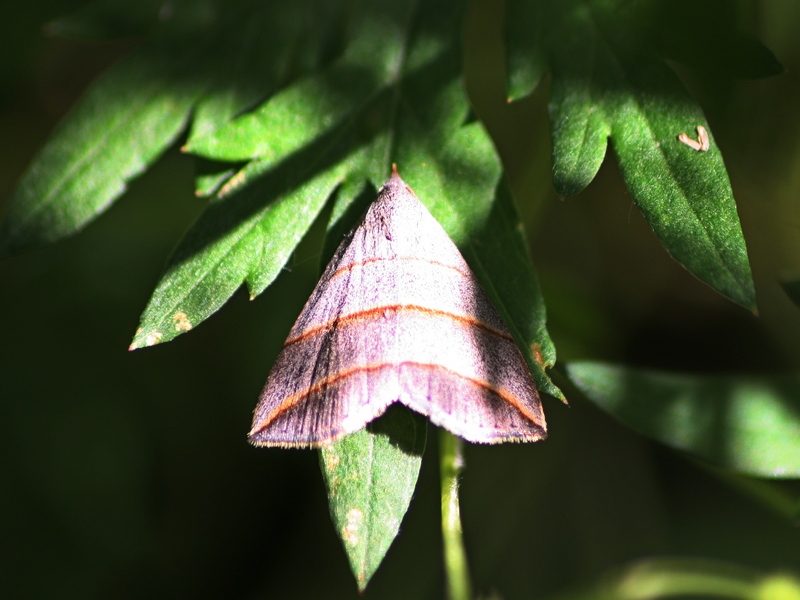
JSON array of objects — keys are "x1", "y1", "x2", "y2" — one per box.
[
  {"x1": 342, "y1": 508, "x2": 364, "y2": 546},
  {"x1": 173, "y1": 312, "x2": 192, "y2": 332}
]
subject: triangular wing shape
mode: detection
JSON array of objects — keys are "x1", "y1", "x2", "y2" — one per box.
[{"x1": 249, "y1": 169, "x2": 546, "y2": 447}]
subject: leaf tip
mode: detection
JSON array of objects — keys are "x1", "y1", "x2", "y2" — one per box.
[
  {"x1": 738, "y1": 289, "x2": 759, "y2": 314},
  {"x1": 130, "y1": 329, "x2": 164, "y2": 350},
  {"x1": 356, "y1": 573, "x2": 370, "y2": 593}
]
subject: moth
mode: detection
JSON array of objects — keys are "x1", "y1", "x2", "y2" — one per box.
[{"x1": 249, "y1": 168, "x2": 546, "y2": 448}]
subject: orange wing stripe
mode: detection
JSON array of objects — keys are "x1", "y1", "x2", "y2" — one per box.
[
  {"x1": 328, "y1": 256, "x2": 472, "y2": 286},
  {"x1": 250, "y1": 361, "x2": 541, "y2": 436},
  {"x1": 286, "y1": 304, "x2": 512, "y2": 347}
]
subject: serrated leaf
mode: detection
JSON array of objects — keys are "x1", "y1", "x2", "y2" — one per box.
[
  {"x1": 136, "y1": 0, "x2": 558, "y2": 382},
  {"x1": 186, "y1": 61, "x2": 386, "y2": 163},
  {"x1": 503, "y1": 0, "x2": 547, "y2": 100},
  {"x1": 2, "y1": 0, "x2": 347, "y2": 258},
  {"x1": 185, "y1": 1, "x2": 347, "y2": 146},
  {"x1": 320, "y1": 405, "x2": 426, "y2": 591},
  {"x1": 0, "y1": 46, "x2": 202, "y2": 256},
  {"x1": 129, "y1": 166, "x2": 344, "y2": 349},
  {"x1": 567, "y1": 361, "x2": 800, "y2": 478},
  {"x1": 504, "y1": 0, "x2": 762, "y2": 310}
]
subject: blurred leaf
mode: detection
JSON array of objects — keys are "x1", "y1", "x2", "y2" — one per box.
[
  {"x1": 756, "y1": 574, "x2": 800, "y2": 600},
  {"x1": 504, "y1": 0, "x2": 762, "y2": 310},
  {"x1": 0, "y1": 46, "x2": 202, "y2": 256},
  {"x1": 545, "y1": 558, "x2": 800, "y2": 600},
  {"x1": 505, "y1": 0, "x2": 783, "y2": 100},
  {"x1": 0, "y1": 0, "x2": 345, "y2": 257},
  {"x1": 193, "y1": 165, "x2": 238, "y2": 198},
  {"x1": 320, "y1": 405, "x2": 426, "y2": 591},
  {"x1": 566, "y1": 362, "x2": 800, "y2": 478}
]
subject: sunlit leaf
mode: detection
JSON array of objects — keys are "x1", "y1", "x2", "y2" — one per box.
[
  {"x1": 320, "y1": 405, "x2": 426, "y2": 591},
  {"x1": 503, "y1": 0, "x2": 771, "y2": 310},
  {"x1": 133, "y1": 0, "x2": 559, "y2": 402}
]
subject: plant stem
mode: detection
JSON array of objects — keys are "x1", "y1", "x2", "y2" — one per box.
[{"x1": 440, "y1": 430, "x2": 472, "y2": 600}]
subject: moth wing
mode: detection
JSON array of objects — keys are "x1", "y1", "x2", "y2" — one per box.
[{"x1": 249, "y1": 172, "x2": 546, "y2": 447}]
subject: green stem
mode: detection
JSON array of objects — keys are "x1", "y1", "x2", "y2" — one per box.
[{"x1": 440, "y1": 430, "x2": 472, "y2": 600}]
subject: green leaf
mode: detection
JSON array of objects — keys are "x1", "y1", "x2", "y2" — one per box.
[
  {"x1": 566, "y1": 361, "x2": 800, "y2": 478},
  {"x1": 130, "y1": 0, "x2": 415, "y2": 349},
  {"x1": 134, "y1": 0, "x2": 559, "y2": 384},
  {"x1": 184, "y1": 1, "x2": 346, "y2": 146},
  {"x1": 609, "y1": 66, "x2": 756, "y2": 311},
  {"x1": 503, "y1": 0, "x2": 547, "y2": 100},
  {"x1": 0, "y1": 46, "x2": 202, "y2": 256},
  {"x1": 192, "y1": 162, "x2": 240, "y2": 198},
  {"x1": 320, "y1": 405, "x2": 426, "y2": 591},
  {"x1": 503, "y1": 0, "x2": 762, "y2": 310},
  {"x1": 129, "y1": 167, "x2": 344, "y2": 349},
  {"x1": 1, "y1": 0, "x2": 346, "y2": 258},
  {"x1": 464, "y1": 179, "x2": 562, "y2": 400}
]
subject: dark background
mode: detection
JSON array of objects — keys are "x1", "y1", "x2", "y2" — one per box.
[{"x1": 2, "y1": 1, "x2": 799, "y2": 598}]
